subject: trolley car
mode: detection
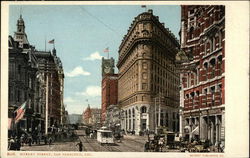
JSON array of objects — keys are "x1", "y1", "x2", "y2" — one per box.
[{"x1": 97, "y1": 129, "x2": 114, "y2": 144}]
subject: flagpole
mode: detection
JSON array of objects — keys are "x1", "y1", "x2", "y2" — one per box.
[
  {"x1": 45, "y1": 36, "x2": 47, "y2": 52},
  {"x1": 45, "y1": 73, "x2": 49, "y2": 135}
]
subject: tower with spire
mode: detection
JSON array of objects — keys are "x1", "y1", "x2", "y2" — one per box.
[{"x1": 14, "y1": 14, "x2": 30, "y2": 49}]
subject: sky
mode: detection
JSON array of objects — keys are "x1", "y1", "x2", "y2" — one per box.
[{"x1": 9, "y1": 5, "x2": 181, "y2": 115}]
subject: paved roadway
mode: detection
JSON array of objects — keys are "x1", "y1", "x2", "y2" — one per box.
[
  {"x1": 21, "y1": 130, "x2": 147, "y2": 152},
  {"x1": 76, "y1": 130, "x2": 147, "y2": 152}
]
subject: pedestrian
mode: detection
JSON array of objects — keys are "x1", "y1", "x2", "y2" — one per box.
[
  {"x1": 76, "y1": 141, "x2": 83, "y2": 151},
  {"x1": 28, "y1": 135, "x2": 32, "y2": 146},
  {"x1": 8, "y1": 137, "x2": 15, "y2": 150},
  {"x1": 48, "y1": 137, "x2": 52, "y2": 146},
  {"x1": 16, "y1": 139, "x2": 21, "y2": 151},
  {"x1": 144, "y1": 141, "x2": 149, "y2": 152},
  {"x1": 44, "y1": 135, "x2": 47, "y2": 145}
]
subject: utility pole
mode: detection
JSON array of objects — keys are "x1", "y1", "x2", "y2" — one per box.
[
  {"x1": 158, "y1": 94, "x2": 161, "y2": 128},
  {"x1": 154, "y1": 97, "x2": 157, "y2": 133},
  {"x1": 45, "y1": 73, "x2": 49, "y2": 135}
]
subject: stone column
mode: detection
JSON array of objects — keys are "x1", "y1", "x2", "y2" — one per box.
[
  {"x1": 136, "y1": 109, "x2": 140, "y2": 134},
  {"x1": 131, "y1": 109, "x2": 134, "y2": 131},
  {"x1": 146, "y1": 112, "x2": 149, "y2": 130},
  {"x1": 215, "y1": 115, "x2": 219, "y2": 144},
  {"x1": 163, "y1": 109, "x2": 166, "y2": 127}
]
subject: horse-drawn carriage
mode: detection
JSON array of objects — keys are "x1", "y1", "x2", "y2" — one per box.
[{"x1": 144, "y1": 127, "x2": 181, "y2": 152}]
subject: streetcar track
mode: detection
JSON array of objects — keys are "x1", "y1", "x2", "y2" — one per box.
[
  {"x1": 101, "y1": 144, "x2": 121, "y2": 152},
  {"x1": 119, "y1": 142, "x2": 138, "y2": 152}
]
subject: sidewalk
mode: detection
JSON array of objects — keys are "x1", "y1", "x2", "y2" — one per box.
[{"x1": 21, "y1": 140, "x2": 79, "y2": 151}]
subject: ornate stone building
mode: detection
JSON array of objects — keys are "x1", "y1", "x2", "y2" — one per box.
[
  {"x1": 117, "y1": 10, "x2": 180, "y2": 134},
  {"x1": 179, "y1": 5, "x2": 225, "y2": 145},
  {"x1": 101, "y1": 57, "x2": 118, "y2": 123},
  {"x1": 8, "y1": 15, "x2": 65, "y2": 136},
  {"x1": 82, "y1": 105, "x2": 101, "y2": 128},
  {"x1": 8, "y1": 15, "x2": 46, "y2": 134},
  {"x1": 34, "y1": 48, "x2": 64, "y2": 128}
]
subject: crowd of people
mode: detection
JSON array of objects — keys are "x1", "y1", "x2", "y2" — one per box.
[{"x1": 8, "y1": 125, "x2": 77, "y2": 151}]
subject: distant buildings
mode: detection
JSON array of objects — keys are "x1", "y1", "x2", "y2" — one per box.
[
  {"x1": 101, "y1": 57, "x2": 118, "y2": 123},
  {"x1": 82, "y1": 105, "x2": 101, "y2": 128},
  {"x1": 8, "y1": 15, "x2": 66, "y2": 136},
  {"x1": 68, "y1": 114, "x2": 82, "y2": 124},
  {"x1": 117, "y1": 9, "x2": 180, "y2": 134},
  {"x1": 179, "y1": 5, "x2": 225, "y2": 145}
]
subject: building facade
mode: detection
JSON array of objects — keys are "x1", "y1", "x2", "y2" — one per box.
[
  {"x1": 105, "y1": 104, "x2": 121, "y2": 128},
  {"x1": 179, "y1": 5, "x2": 225, "y2": 145},
  {"x1": 117, "y1": 10, "x2": 180, "y2": 134},
  {"x1": 8, "y1": 15, "x2": 64, "y2": 136},
  {"x1": 82, "y1": 106, "x2": 101, "y2": 128},
  {"x1": 8, "y1": 15, "x2": 46, "y2": 135},
  {"x1": 101, "y1": 57, "x2": 118, "y2": 123},
  {"x1": 34, "y1": 48, "x2": 64, "y2": 129}
]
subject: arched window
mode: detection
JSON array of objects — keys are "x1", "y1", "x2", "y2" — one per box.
[
  {"x1": 132, "y1": 108, "x2": 135, "y2": 117},
  {"x1": 189, "y1": 27, "x2": 194, "y2": 39},
  {"x1": 141, "y1": 106, "x2": 147, "y2": 113},
  {"x1": 203, "y1": 62, "x2": 208, "y2": 80},
  {"x1": 217, "y1": 55, "x2": 223, "y2": 75},
  {"x1": 210, "y1": 58, "x2": 216, "y2": 78}
]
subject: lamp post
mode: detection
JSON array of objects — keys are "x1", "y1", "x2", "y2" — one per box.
[{"x1": 154, "y1": 97, "x2": 157, "y2": 134}]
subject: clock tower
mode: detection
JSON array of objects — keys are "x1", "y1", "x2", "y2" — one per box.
[
  {"x1": 101, "y1": 57, "x2": 115, "y2": 77},
  {"x1": 101, "y1": 57, "x2": 118, "y2": 124},
  {"x1": 14, "y1": 14, "x2": 30, "y2": 49}
]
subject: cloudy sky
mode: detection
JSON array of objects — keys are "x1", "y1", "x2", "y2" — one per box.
[{"x1": 9, "y1": 4, "x2": 180, "y2": 114}]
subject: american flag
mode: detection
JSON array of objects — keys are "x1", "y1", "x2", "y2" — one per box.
[
  {"x1": 48, "y1": 39, "x2": 55, "y2": 44},
  {"x1": 15, "y1": 101, "x2": 26, "y2": 124},
  {"x1": 103, "y1": 47, "x2": 109, "y2": 53}
]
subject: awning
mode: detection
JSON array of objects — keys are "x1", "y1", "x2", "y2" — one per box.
[{"x1": 191, "y1": 126, "x2": 199, "y2": 135}]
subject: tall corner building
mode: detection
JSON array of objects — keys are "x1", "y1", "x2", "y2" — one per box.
[
  {"x1": 179, "y1": 5, "x2": 225, "y2": 145},
  {"x1": 117, "y1": 9, "x2": 180, "y2": 134},
  {"x1": 101, "y1": 57, "x2": 118, "y2": 123}
]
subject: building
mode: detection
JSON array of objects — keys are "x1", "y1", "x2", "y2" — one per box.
[
  {"x1": 101, "y1": 57, "x2": 118, "y2": 123},
  {"x1": 68, "y1": 114, "x2": 82, "y2": 124},
  {"x1": 117, "y1": 9, "x2": 180, "y2": 134},
  {"x1": 105, "y1": 104, "x2": 121, "y2": 128},
  {"x1": 178, "y1": 5, "x2": 225, "y2": 145},
  {"x1": 82, "y1": 105, "x2": 101, "y2": 128},
  {"x1": 34, "y1": 48, "x2": 64, "y2": 129},
  {"x1": 8, "y1": 15, "x2": 46, "y2": 135},
  {"x1": 8, "y1": 15, "x2": 64, "y2": 136}
]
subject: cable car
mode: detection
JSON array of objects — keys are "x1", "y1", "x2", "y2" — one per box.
[{"x1": 97, "y1": 129, "x2": 114, "y2": 144}]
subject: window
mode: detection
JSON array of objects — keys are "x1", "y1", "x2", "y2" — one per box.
[
  {"x1": 204, "y1": 62, "x2": 208, "y2": 80},
  {"x1": 17, "y1": 90, "x2": 20, "y2": 102},
  {"x1": 189, "y1": 27, "x2": 194, "y2": 39},
  {"x1": 217, "y1": 55, "x2": 223, "y2": 75},
  {"x1": 210, "y1": 58, "x2": 216, "y2": 78},
  {"x1": 141, "y1": 106, "x2": 147, "y2": 113}
]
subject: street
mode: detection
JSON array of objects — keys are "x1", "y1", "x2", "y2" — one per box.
[{"x1": 21, "y1": 130, "x2": 147, "y2": 152}]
